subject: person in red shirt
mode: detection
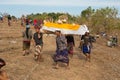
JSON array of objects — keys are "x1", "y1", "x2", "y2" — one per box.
[{"x1": 33, "y1": 19, "x2": 37, "y2": 27}]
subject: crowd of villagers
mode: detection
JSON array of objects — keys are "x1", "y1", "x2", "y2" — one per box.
[
  {"x1": 21, "y1": 18, "x2": 93, "y2": 68},
  {"x1": 0, "y1": 17, "x2": 93, "y2": 80}
]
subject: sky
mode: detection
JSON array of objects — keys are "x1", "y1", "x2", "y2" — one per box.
[{"x1": 0, "y1": 0, "x2": 120, "y2": 18}]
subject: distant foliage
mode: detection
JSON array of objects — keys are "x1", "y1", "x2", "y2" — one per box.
[
  {"x1": 26, "y1": 7, "x2": 120, "y2": 33},
  {"x1": 27, "y1": 12, "x2": 77, "y2": 23}
]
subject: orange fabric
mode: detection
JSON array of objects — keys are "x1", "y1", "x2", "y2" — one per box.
[{"x1": 44, "y1": 22, "x2": 80, "y2": 30}]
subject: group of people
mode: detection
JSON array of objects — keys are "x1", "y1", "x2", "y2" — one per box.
[
  {"x1": 22, "y1": 18, "x2": 44, "y2": 62},
  {"x1": 0, "y1": 58, "x2": 8, "y2": 80},
  {"x1": 0, "y1": 15, "x2": 12, "y2": 26},
  {"x1": 0, "y1": 29, "x2": 90, "y2": 79},
  {"x1": 22, "y1": 18, "x2": 93, "y2": 69},
  {"x1": 107, "y1": 35, "x2": 118, "y2": 47},
  {"x1": 0, "y1": 18, "x2": 93, "y2": 79}
]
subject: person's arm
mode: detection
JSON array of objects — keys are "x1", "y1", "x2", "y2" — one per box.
[
  {"x1": 72, "y1": 36, "x2": 75, "y2": 46},
  {"x1": 40, "y1": 29, "x2": 54, "y2": 34},
  {"x1": 32, "y1": 39, "x2": 36, "y2": 47},
  {"x1": 32, "y1": 34, "x2": 36, "y2": 47},
  {"x1": 29, "y1": 30, "x2": 33, "y2": 40},
  {"x1": 40, "y1": 29, "x2": 45, "y2": 33}
]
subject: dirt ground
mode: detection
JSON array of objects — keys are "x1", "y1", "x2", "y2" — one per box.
[{"x1": 0, "y1": 21, "x2": 120, "y2": 80}]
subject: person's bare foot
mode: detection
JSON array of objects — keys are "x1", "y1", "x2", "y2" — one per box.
[
  {"x1": 53, "y1": 64, "x2": 59, "y2": 69},
  {"x1": 23, "y1": 52, "x2": 26, "y2": 56},
  {"x1": 86, "y1": 58, "x2": 91, "y2": 62},
  {"x1": 23, "y1": 51, "x2": 26, "y2": 56},
  {"x1": 34, "y1": 55, "x2": 38, "y2": 61},
  {"x1": 23, "y1": 54, "x2": 26, "y2": 56},
  {"x1": 54, "y1": 66, "x2": 59, "y2": 69},
  {"x1": 66, "y1": 66, "x2": 70, "y2": 70},
  {"x1": 26, "y1": 52, "x2": 30, "y2": 55}
]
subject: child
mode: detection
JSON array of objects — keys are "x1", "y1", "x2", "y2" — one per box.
[
  {"x1": 0, "y1": 58, "x2": 8, "y2": 80},
  {"x1": 33, "y1": 26, "x2": 44, "y2": 62}
]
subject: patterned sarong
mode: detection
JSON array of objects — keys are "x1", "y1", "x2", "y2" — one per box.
[
  {"x1": 53, "y1": 49, "x2": 69, "y2": 63},
  {"x1": 35, "y1": 45, "x2": 42, "y2": 56}
]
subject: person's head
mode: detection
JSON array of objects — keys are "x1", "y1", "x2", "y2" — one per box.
[
  {"x1": 35, "y1": 26, "x2": 40, "y2": 33},
  {"x1": 55, "y1": 30, "x2": 61, "y2": 36},
  {"x1": 85, "y1": 32, "x2": 89, "y2": 36},
  {"x1": 0, "y1": 58, "x2": 6, "y2": 69}
]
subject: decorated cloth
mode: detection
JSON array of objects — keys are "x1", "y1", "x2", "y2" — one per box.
[
  {"x1": 42, "y1": 22, "x2": 89, "y2": 35},
  {"x1": 35, "y1": 45, "x2": 42, "y2": 56}
]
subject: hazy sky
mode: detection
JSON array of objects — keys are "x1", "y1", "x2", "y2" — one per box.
[
  {"x1": 0, "y1": 0, "x2": 120, "y2": 17},
  {"x1": 0, "y1": 0, "x2": 120, "y2": 6}
]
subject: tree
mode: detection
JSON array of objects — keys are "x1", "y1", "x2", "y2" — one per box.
[
  {"x1": 92, "y1": 7, "x2": 118, "y2": 33},
  {"x1": 81, "y1": 7, "x2": 95, "y2": 21}
]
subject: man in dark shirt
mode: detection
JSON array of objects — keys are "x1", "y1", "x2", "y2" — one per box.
[{"x1": 82, "y1": 32, "x2": 91, "y2": 62}]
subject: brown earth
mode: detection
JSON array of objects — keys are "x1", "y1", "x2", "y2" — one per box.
[{"x1": 0, "y1": 21, "x2": 120, "y2": 80}]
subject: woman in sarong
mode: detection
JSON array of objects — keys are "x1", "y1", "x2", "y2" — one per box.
[{"x1": 53, "y1": 30, "x2": 69, "y2": 69}]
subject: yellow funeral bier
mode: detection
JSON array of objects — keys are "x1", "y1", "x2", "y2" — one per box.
[
  {"x1": 43, "y1": 22, "x2": 89, "y2": 35},
  {"x1": 44, "y1": 22, "x2": 80, "y2": 30}
]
